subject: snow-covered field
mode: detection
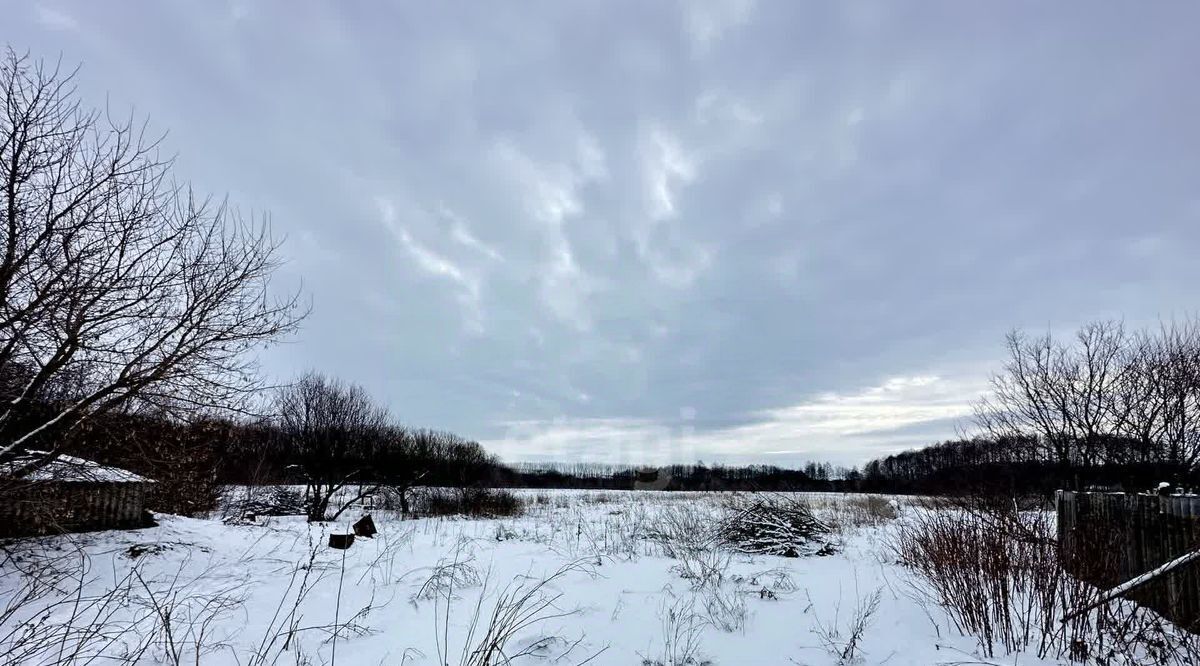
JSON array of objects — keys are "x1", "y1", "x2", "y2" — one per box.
[{"x1": 0, "y1": 490, "x2": 1093, "y2": 665}]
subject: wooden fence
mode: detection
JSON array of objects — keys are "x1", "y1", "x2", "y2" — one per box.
[
  {"x1": 1057, "y1": 490, "x2": 1200, "y2": 630},
  {"x1": 0, "y1": 481, "x2": 149, "y2": 537}
]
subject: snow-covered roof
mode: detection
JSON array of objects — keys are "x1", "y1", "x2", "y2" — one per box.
[{"x1": 0, "y1": 452, "x2": 150, "y2": 483}]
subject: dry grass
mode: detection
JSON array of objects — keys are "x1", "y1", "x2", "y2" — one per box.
[
  {"x1": 813, "y1": 495, "x2": 899, "y2": 531},
  {"x1": 408, "y1": 487, "x2": 525, "y2": 518},
  {"x1": 639, "y1": 594, "x2": 711, "y2": 666},
  {"x1": 433, "y1": 559, "x2": 602, "y2": 666}
]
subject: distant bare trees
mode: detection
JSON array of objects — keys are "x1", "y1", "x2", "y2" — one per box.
[
  {"x1": 1130, "y1": 324, "x2": 1200, "y2": 468},
  {"x1": 863, "y1": 318, "x2": 1200, "y2": 494},
  {"x1": 275, "y1": 372, "x2": 390, "y2": 522},
  {"x1": 975, "y1": 319, "x2": 1200, "y2": 471},
  {"x1": 369, "y1": 428, "x2": 494, "y2": 514},
  {"x1": 0, "y1": 49, "x2": 303, "y2": 478}
]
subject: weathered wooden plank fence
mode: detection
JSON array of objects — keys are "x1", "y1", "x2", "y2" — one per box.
[
  {"x1": 1057, "y1": 490, "x2": 1200, "y2": 631},
  {"x1": 0, "y1": 481, "x2": 149, "y2": 537}
]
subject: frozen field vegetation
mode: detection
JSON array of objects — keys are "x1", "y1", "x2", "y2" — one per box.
[{"x1": 0, "y1": 490, "x2": 1195, "y2": 665}]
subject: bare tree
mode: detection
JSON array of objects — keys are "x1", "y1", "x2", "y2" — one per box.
[
  {"x1": 976, "y1": 318, "x2": 1200, "y2": 474},
  {"x1": 1062, "y1": 321, "x2": 1129, "y2": 465},
  {"x1": 976, "y1": 322, "x2": 1130, "y2": 466},
  {"x1": 976, "y1": 330, "x2": 1075, "y2": 464},
  {"x1": 0, "y1": 49, "x2": 304, "y2": 478},
  {"x1": 1130, "y1": 321, "x2": 1200, "y2": 469},
  {"x1": 275, "y1": 372, "x2": 390, "y2": 522}
]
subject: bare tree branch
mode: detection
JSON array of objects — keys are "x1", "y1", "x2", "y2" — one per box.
[{"x1": 0, "y1": 48, "x2": 306, "y2": 479}]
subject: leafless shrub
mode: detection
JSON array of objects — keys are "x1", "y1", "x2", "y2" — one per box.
[
  {"x1": 129, "y1": 420, "x2": 233, "y2": 517},
  {"x1": 718, "y1": 494, "x2": 835, "y2": 557},
  {"x1": 893, "y1": 505, "x2": 1071, "y2": 658},
  {"x1": 674, "y1": 546, "x2": 734, "y2": 590},
  {"x1": 893, "y1": 502, "x2": 1200, "y2": 663},
  {"x1": 370, "y1": 485, "x2": 410, "y2": 512},
  {"x1": 645, "y1": 503, "x2": 719, "y2": 560},
  {"x1": 807, "y1": 586, "x2": 882, "y2": 665},
  {"x1": 909, "y1": 495, "x2": 958, "y2": 511},
  {"x1": 639, "y1": 594, "x2": 710, "y2": 666},
  {"x1": 699, "y1": 583, "x2": 748, "y2": 633},
  {"x1": 641, "y1": 503, "x2": 735, "y2": 589}
]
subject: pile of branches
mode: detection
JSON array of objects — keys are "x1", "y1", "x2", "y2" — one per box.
[
  {"x1": 718, "y1": 494, "x2": 835, "y2": 557},
  {"x1": 232, "y1": 486, "x2": 306, "y2": 518}
]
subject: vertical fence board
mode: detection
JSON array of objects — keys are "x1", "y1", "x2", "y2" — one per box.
[{"x1": 1057, "y1": 490, "x2": 1200, "y2": 631}]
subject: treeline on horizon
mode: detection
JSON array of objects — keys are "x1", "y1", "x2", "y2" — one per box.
[
  {"x1": 859, "y1": 435, "x2": 1197, "y2": 496},
  {"x1": 37, "y1": 407, "x2": 861, "y2": 501},
  {"x1": 861, "y1": 319, "x2": 1200, "y2": 496},
  {"x1": 494, "y1": 460, "x2": 860, "y2": 491}
]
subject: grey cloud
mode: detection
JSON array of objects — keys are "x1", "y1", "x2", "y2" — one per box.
[{"x1": 10, "y1": 1, "x2": 1199, "y2": 465}]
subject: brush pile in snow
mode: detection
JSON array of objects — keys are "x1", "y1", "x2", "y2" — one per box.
[
  {"x1": 233, "y1": 486, "x2": 306, "y2": 518},
  {"x1": 718, "y1": 494, "x2": 834, "y2": 557}
]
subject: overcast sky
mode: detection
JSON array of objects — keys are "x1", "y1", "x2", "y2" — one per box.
[{"x1": 9, "y1": 1, "x2": 1199, "y2": 466}]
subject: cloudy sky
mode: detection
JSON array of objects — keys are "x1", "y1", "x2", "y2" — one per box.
[{"x1": 10, "y1": 1, "x2": 1199, "y2": 466}]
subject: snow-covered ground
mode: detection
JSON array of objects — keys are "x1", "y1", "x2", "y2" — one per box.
[{"x1": 0, "y1": 490, "x2": 1074, "y2": 665}]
